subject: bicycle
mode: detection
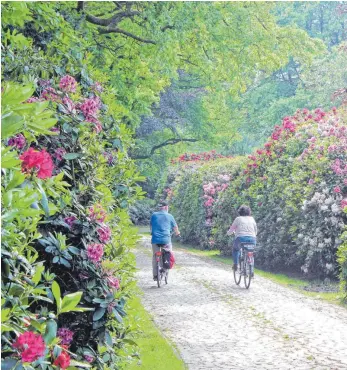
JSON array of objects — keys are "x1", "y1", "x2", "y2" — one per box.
[
  {"x1": 155, "y1": 244, "x2": 170, "y2": 288},
  {"x1": 233, "y1": 243, "x2": 255, "y2": 289}
]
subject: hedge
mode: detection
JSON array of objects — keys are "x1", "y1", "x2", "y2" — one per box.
[{"x1": 160, "y1": 107, "x2": 347, "y2": 290}]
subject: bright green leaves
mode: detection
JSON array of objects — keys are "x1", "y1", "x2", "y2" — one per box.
[
  {"x1": 1, "y1": 83, "x2": 57, "y2": 139},
  {"x1": 52, "y1": 281, "x2": 92, "y2": 315}
]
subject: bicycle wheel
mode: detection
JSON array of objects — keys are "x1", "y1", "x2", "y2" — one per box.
[
  {"x1": 156, "y1": 263, "x2": 161, "y2": 288},
  {"x1": 244, "y1": 260, "x2": 252, "y2": 289},
  {"x1": 233, "y1": 257, "x2": 242, "y2": 285}
]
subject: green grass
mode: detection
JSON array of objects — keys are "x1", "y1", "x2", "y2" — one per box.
[
  {"x1": 126, "y1": 295, "x2": 186, "y2": 370},
  {"x1": 175, "y1": 242, "x2": 345, "y2": 307}
]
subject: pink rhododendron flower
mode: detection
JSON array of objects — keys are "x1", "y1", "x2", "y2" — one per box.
[
  {"x1": 13, "y1": 331, "x2": 46, "y2": 363},
  {"x1": 87, "y1": 204, "x2": 107, "y2": 223},
  {"x1": 308, "y1": 179, "x2": 314, "y2": 185},
  {"x1": 107, "y1": 276, "x2": 120, "y2": 290},
  {"x1": 8, "y1": 134, "x2": 26, "y2": 149},
  {"x1": 38, "y1": 79, "x2": 51, "y2": 87},
  {"x1": 26, "y1": 97, "x2": 42, "y2": 103},
  {"x1": 19, "y1": 148, "x2": 54, "y2": 179},
  {"x1": 333, "y1": 186, "x2": 341, "y2": 193},
  {"x1": 62, "y1": 96, "x2": 76, "y2": 113},
  {"x1": 97, "y1": 225, "x2": 111, "y2": 243},
  {"x1": 64, "y1": 215, "x2": 77, "y2": 227},
  {"x1": 85, "y1": 355, "x2": 95, "y2": 363},
  {"x1": 57, "y1": 328, "x2": 74, "y2": 346},
  {"x1": 59, "y1": 75, "x2": 77, "y2": 93},
  {"x1": 87, "y1": 243, "x2": 104, "y2": 263},
  {"x1": 41, "y1": 87, "x2": 60, "y2": 102}
]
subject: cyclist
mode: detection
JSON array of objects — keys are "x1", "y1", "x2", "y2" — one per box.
[
  {"x1": 227, "y1": 205, "x2": 257, "y2": 273},
  {"x1": 150, "y1": 200, "x2": 180, "y2": 280}
]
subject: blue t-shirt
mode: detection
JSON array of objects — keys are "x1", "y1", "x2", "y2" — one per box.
[{"x1": 150, "y1": 211, "x2": 177, "y2": 244}]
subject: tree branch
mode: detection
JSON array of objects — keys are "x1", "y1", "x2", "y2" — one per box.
[
  {"x1": 77, "y1": 1, "x2": 84, "y2": 12},
  {"x1": 97, "y1": 27, "x2": 156, "y2": 44},
  {"x1": 132, "y1": 138, "x2": 198, "y2": 159}
]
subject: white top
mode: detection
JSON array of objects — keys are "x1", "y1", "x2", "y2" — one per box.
[{"x1": 229, "y1": 216, "x2": 257, "y2": 238}]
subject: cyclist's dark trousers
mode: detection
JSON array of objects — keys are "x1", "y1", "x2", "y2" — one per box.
[
  {"x1": 233, "y1": 236, "x2": 256, "y2": 266},
  {"x1": 152, "y1": 244, "x2": 172, "y2": 278}
]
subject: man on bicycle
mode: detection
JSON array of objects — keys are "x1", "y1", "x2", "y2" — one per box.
[
  {"x1": 150, "y1": 200, "x2": 180, "y2": 280},
  {"x1": 227, "y1": 205, "x2": 257, "y2": 274}
]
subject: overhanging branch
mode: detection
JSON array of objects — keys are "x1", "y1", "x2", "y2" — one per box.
[
  {"x1": 98, "y1": 27, "x2": 156, "y2": 44},
  {"x1": 132, "y1": 138, "x2": 199, "y2": 160}
]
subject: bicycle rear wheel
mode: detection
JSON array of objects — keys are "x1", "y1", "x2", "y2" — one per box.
[
  {"x1": 244, "y1": 261, "x2": 252, "y2": 289},
  {"x1": 156, "y1": 263, "x2": 161, "y2": 288},
  {"x1": 233, "y1": 258, "x2": 242, "y2": 285}
]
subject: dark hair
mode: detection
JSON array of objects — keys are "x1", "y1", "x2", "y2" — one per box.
[
  {"x1": 158, "y1": 200, "x2": 169, "y2": 208},
  {"x1": 238, "y1": 205, "x2": 251, "y2": 216}
]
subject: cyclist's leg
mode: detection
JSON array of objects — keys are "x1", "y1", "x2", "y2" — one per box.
[
  {"x1": 152, "y1": 244, "x2": 160, "y2": 278},
  {"x1": 232, "y1": 238, "x2": 240, "y2": 270}
]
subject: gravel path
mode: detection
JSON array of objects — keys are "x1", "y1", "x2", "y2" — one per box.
[{"x1": 135, "y1": 237, "x2": 347, "y2": 370}]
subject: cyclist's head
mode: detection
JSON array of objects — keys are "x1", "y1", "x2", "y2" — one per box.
[
  {"x1": 158, "y1": 200, "x2": 169, "y2": 211},
  {"x1": 238, "y1": 205, "x2": 251, "y2": 216}
]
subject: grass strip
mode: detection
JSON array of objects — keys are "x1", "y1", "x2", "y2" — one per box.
[{"x1": 125, "y1": 290, "x2": 186, "y2": 370}]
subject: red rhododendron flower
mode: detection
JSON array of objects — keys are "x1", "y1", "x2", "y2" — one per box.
[
  {"x1": 19, "y1": 148, "x2": 54, "y2": 179},
  {"x1": 13, "y1": 331, "x2": 46, "y2": 362},
  {"x1": 53, "y1": 351, "x2": 71, "y2": 369}
]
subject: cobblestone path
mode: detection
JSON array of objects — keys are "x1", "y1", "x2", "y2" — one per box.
[{"x1": 135, "y1": 237, "x2": 347, "y2": 370}]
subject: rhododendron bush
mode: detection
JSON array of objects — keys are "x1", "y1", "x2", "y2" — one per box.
[
  {"x1": 161, "y1": 106, "x2": 346, "y2": 292},
  {"x1": 1, "y1": 76, "x2": 143, "y2": 369}
]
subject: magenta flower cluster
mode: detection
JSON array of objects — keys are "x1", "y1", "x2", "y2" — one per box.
[
  {"x1": 57, "y1": 328, "x2": 74, "y2": 345},
  {"x1": 64, "y1": 215, "x2": 77, "y2": 227},
  {"x1": 97, "y1": 225, "x2": 111, "y2": 243},
  {"x1": 59, "y1": 75, "x2": 77, "y2": 93},
  {"x1": 54, "y1": 148, "x2": 66, "y2": 161},
  {"x1": 106, "y1": 276, "x2": 120, "y2": 290},
  {"x1": 87, "y1": 243, "x2": 104, "y2": 263},
  {"x1": 8, "y1": 134, "x2": 26, "y2": 150}
]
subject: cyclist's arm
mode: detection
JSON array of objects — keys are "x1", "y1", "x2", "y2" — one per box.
[
  {"x1": 173, "y1": 226, "x2": 180, "y2": 236},
  {"x1": 227, "y1": 218, "x2": 238, "y2": 235},
  {"x1": 170, "y1": 215, "x2": 180, "y2": 236}
]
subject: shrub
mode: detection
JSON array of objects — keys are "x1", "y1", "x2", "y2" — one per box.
[
  {"x1": 1, "y1": 77, "x2": 142, "y2": 369},
  {"x1": 160, "y1": 107, "x2": 347, "y2": 281}
]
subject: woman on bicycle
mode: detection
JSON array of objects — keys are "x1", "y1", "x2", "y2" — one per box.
[{"x1": 227, "y1": 205, "x2": 257, "y2": 272}]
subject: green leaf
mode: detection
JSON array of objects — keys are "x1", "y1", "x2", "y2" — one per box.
[
  {"x1": 61, "y1": 291, "x2": 83, "y2": 313},
  {"x1": 1, "y1": 308, "x2": 11, "y2": 323},
  {"x1": 93, "y1": 308, "x2": 106, "y2": 321},
  {"x1": 1, "y1": 146, "x2": 21, "y2": 169},
  {"x1": 112, "y1": 308, "x2": 123, "y2": 323},
  {"x1": 64, "y1": 153, "x2": 84, "y2": 160},
  {"x1": 43, "y1": 319, "x2": 57, "y2": 345},
  {"x1": 36, "y1": 182, "x2": 50, "y2": 217},
  {"x1": 52, "y1": 281, "x2": 62, "y2": 311},
  {"x1": 32, "y1": 264, "x2": 45, "y2": 285},
  {"x1": 1, "y1": 113, "x2": 24, "y2": 138}
]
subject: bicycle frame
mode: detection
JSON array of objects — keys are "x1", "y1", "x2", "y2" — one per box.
[
  {"x1": 235, "y1": 243, "x2": 255, "y2": 289},
  {"x1": 155, "y1": 246, "x2": 169, "y2": 287}
]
